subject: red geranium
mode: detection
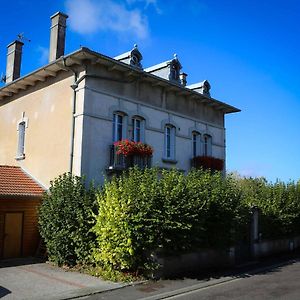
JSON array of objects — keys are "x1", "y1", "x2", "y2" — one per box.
[{"x1": 114, "y1": 139, "x2": 153, "y2": 157}]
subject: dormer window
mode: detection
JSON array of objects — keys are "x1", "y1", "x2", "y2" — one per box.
[
  {"x1": 129, "y1": 44, "x2": 143, "y2": 69},
  {"x1": 168, "y1": 54, "x2": 182, "y2": 82}
]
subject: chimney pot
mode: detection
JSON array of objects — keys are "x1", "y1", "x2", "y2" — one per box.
[
  {"x1": 6, "y1": 40, "x2": 24, "y2": 83},
  {"x1": 49, "y1": 12, "x2": 68, "y2": 62}
]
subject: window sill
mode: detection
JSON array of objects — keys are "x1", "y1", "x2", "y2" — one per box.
[
  {"x1": 15, "y1": 154, "x2": 25, "y2": 161},
  {"x1": 162, "y1": 157, "x2": 177, "y2": 164}
]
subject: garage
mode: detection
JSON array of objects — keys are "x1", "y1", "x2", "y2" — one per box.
[{"x1": 0, "y1": 165, "x2": 45, "y2": 258}]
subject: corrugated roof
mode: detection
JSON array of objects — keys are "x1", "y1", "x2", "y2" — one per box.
[{"x1": 0, "y1": 165, "x2": 45, "y2": 197}]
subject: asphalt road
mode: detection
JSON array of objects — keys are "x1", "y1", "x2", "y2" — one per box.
[
  {"x1": 81, "y1": 255, "x2": 300, "y2": 300},
  {"x1": 163, "y1": 259, "x2": 300, "y2": 299}
]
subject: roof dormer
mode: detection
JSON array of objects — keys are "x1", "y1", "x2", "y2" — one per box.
[
  {"x1": 145, "y1": 54, "x2": 185, "y2": 85},
  {"x1": 114, "y1": 44, "x2": 143, "y2": 70},
  {"x1": 187, "y1": 80, "x2": 211, "y2": 97}
]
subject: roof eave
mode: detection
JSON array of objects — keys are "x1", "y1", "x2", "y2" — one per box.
[{"x1": 0, "y1": 47, "x2": 241, "y2": 113}]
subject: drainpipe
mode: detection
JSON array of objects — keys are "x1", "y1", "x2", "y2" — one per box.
[{"x1": 62, "y1": 58, "x2": 77, "y2": 174}]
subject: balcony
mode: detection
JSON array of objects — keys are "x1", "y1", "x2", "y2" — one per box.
[
  {"x1": 108, "y1": 144, "x2": 152, "y2": 172},
  {"x1": 191, "y1": 156, "x2": 224, "y2": 171}
]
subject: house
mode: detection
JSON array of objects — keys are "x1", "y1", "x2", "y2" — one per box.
[
  {"x1": 0, "y1": 12, "x2": 239, "y2": 257},
  {"x1": 0, "y1": 166, "x2": 44, "y2": 258}
]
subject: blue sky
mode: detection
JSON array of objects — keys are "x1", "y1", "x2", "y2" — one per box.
[{"x1": 1, "y1": 0, "x2": 299, "y2": 182}]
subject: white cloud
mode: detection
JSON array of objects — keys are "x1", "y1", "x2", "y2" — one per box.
[
  {"x1": 37, "y1": 46, "x2": 49, "y2": 65},
  {"x1": 65, "y1": 0, "x2": 149, "y2": 39}
]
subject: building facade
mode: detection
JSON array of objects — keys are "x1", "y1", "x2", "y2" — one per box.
[{"x1": 0, "y1": 12, "x2": 240, "y2": 189}]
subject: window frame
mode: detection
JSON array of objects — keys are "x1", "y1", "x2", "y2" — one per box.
[
  {"x1": 203, "y1": 134, "x2": 212, "y2": 157},
  {"x1": 192, "y1": 131, "x2": 201, "y2": 157},
  {"x1": 112, "y1": 112, "x2": 127, "y2": 142},
  {"x1": 132, "y1": 116, "x2": 145, "y2": 143},
  {"x1": 16, "y1": 121, "x2": 26, "y2": 160},
  {"x1": 164, "y1": 124, "x2": 176, "y2": 160}
]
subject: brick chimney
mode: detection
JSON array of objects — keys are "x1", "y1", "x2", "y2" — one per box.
[
  {"x1": 6, "y1": 40, "x2": 24, "y2": 83},
  {"x1": 49, "y1": 12, "x2": 68, "y2": 62}
]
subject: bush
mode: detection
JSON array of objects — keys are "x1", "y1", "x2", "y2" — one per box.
[
  {"x1": 238, "y1": 177, "x2": 300, "y2": 239},
  {"x1": 92, "y1": 168, "x2": 244, "y2": 273},
  {"x1": 38, "y1": 173, "x2": 97, "y2": 266}
]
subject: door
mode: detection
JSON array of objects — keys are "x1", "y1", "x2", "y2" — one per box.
[{"x1": 3, "y1": 212, "x2": 23, "y2": 258}]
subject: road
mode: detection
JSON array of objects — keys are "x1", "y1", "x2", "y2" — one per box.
[{"x1": 81, "y1": 255, "x2": 300, "y2": 300}]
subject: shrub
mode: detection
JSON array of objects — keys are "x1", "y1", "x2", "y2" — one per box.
[
  {"x1": 92, "y1": 167, "x2": 244, "y2": 273},
  {"x1": 38, "y1": 173, "x2": 97, "y2": 266},
  {"x1": 238, "y1": 177, "x2": 300, "y2": 239},
  {"x1": 93, "y1": 167, "x2": 161, "y2": 272}
]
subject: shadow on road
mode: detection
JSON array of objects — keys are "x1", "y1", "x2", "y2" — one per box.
[
  {"x1": 158, "y1": 250, "x2": 300, "y2": 282},
  {"x1": 0, "y1": 257, "x2": 45, "y2": 269},
  {"x1": 0, "y1": 286, "x2": 11, "y2": 298}
]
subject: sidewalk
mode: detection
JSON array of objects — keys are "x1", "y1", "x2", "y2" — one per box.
[{"x1": 0, "y1": 257, "x2": 126, "y2": 300}]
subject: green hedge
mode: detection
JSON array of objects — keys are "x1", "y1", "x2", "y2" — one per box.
[
  {"x1": 238, "y1": 177, "x2": 300, "y2": 239},
  {"x1": 92, "y1": 168, "x2": 246, "y2": 272},
  {"x1": 38, "y1": 173, "x2": 97, "y2": 266},
  {"x1": 39, "y1": 169, "x2": 300, "y2": 273}
]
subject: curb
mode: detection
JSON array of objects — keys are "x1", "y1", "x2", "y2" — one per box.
[
  {"x1": 48, "y1": 280, "x2": 148, "y2": 300},
  {"x1": 138, "y1": 259, "x2": 299, "y2": 300}
]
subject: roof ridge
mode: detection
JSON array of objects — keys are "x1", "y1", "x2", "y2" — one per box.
[{"x1": 0, "y1": 165, "x2": 21, "y2": 168}]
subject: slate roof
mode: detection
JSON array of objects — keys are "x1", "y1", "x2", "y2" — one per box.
[{"x1": 0, "y1": 165, "x2": 45, "y2": 197}]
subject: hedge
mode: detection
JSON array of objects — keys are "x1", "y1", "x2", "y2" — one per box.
[
  {"x1": 38, "y1": 173, "x2": 97, "y2": 266},
  {"x1": 92, "y1": 168, "x2": 247, "y2": 272}
]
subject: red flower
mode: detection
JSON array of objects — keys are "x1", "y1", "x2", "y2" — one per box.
[{"x1": 114, "y1": 140, "x2": 153, "y2": 157}]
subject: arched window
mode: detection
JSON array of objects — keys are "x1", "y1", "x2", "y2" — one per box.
[
  {"x1": 113, "y1": 112, "x2": 126, "y2": 142},
  {"x1": 203, "y1": 134, "x2": 212, "y2": 157},
  {"x1": 132, "y1": 116, "x2": 145, "y2": 142},
  {"x1": 164, "y1": 124, "x2": 176, "y2": 159},
  {"x1": 192, "y1": 131, "x2": 201, "y2": 157}
]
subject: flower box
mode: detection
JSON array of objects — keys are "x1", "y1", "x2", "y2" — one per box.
[{"x1": 191, "y1": 156, "x2": 224, "y2": 171}]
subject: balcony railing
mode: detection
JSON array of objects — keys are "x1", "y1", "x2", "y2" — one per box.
[{"x1": 108, "y1": 145, "x2": 152, "y2": 171}]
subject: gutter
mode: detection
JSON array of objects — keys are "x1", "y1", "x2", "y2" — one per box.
[{"x1": 62, "y1": 58, "x2": 78, "y2": 174}]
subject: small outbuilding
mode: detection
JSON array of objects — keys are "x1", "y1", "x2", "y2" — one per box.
[{"x1": 0, "y1": 166, "x2": 45, "y2": 259}]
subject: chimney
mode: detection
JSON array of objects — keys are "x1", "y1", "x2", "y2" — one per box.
[
  {"x1": 49, "y1": 12, "x2": 68, "y2": 62},
  {"x1": 6, "y1": 40, "x2": 24, "y2": 83}
]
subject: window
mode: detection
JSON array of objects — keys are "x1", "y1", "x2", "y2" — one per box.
[
  {"x1": 113, "y1": 113, "x2": 124, "y2": 142},
  {"x1": 204, "y1": 134, "x2": 212, "y2": 156},
  {"x1": 164, "y1": 125, "x2": 175, "y2": 159},
  {"x1": 17, "y1": 121, "x2": 25, "y2": 158},
  {"x1": 192, "y1": 131, "x2": 201, "y2": 157},
  {"x1": 132, "y1": 117, "x2": 145, "y2": 142}
]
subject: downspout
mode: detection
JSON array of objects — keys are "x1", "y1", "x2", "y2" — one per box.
[{"x1": 62, "y1": 58, "x2": 78, "y2": 174}]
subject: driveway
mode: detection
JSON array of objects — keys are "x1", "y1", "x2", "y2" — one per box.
[{"x1": 0, "y1": 257, "x2": 125, "y2": 300}]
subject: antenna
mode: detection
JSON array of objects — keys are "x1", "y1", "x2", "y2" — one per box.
[{"x1": 17, "y1": 33, "x2": 31, "y2": 43}]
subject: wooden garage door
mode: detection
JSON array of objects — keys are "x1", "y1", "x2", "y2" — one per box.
[{"x1": 3, "y1": 212, "x2": 23, "y2": 258}]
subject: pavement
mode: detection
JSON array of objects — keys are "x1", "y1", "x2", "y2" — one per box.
[
  {"x1": 0, "y1": 257, "x2": 126, "y2": 300},
  {"x1": 1, "y1": 251, "x2": 300, "y2": 300},
  {"x1": 79, "y1": 250, "x2": 300, "y2": 300}
]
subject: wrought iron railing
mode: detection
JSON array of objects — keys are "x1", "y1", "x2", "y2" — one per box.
[{"x1": 108, "y1": 145, "x2": 152, "y2": 171}]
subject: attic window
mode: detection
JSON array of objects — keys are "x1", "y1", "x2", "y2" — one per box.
[
  {"x1": 168, "y1": 54, "x2": 182, "y2": 82},
  {"x1": 129, "y1": 44, "x2": 143, "y2": 69}
]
